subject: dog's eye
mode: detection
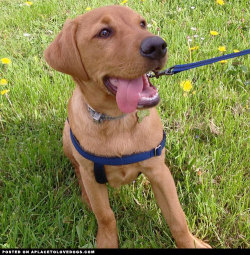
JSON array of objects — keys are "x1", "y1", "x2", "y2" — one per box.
[
  {"x1": 98, "y1": 28, "x2": 112, "y2": 38},
  {"x1": 140, "y1": 20, "x2": 146, "y2": 29}
]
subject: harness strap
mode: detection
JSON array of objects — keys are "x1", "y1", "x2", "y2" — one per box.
[
  {"x1": 68, "y1": 121, "x2": 166, "y2": 184},
  {"x1": 94, "y1": 163, "x2": 108, "y2": 184}
]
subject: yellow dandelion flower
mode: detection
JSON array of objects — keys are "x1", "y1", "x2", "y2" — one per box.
[
  {"x1": 120, "y1": 0, "x2": 128, "y2": 5},
  {"x1": 210, "y1": 30, "x2": 219, "y2": 36},
  {"x1": 234, "y1": 49, "x2": 240, "y2": 53},
  {"x1": 85, "y1": 7, "x2": 91, "y2": 11},
  {"x1": 1, "y1": 58, "x2": 11, "y2": 64},
  {"x1": 218, "y1": 46, "x2": 226, "y2": 52},
  {"x1": 180, "y1": 80, "x2": 193, "y2": 92},
  {"x1": 24, "y1": 1, "x2": 33, "y2": 6},
  {"x1": 216, "y1": 0, "x2": 225, "y2": 5},
  {"x1": 0, "y1": 79, "x2": 7, "y2": 85},
  {"x1": 190, "y1": 46, "x2": 199, "y2": 51},
  {"x1": 219, "y1": 60, "x2": 228, "y2": 64},
  {"x1": 1, "y1": 89, "x2": 10, "y2": 95}
]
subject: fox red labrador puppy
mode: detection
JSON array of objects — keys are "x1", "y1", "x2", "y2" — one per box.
[{"x1": 44, "y1": 5, "x2": 211, "y2": 248}]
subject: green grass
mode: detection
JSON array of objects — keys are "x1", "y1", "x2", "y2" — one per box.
[{"x1": 0, "y1": 0, "x2": 249, "y2": 249}]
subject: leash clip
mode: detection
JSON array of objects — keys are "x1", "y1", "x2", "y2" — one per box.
[{"x1": 147, "y1": 67, "x2": 174, "y2": 79}]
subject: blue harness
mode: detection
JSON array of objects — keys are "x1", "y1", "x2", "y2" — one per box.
[{"x1": 69, "y1": 121, "x2": 166, "y2": 184}]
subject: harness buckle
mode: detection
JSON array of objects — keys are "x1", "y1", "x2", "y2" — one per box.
[{"x1": 154, "y1": 144, "x2": 162, "y2": 156}]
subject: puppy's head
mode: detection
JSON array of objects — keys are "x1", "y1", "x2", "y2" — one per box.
[{"x1": 44, "y1": 5, "x2": 167, "y2": 114}]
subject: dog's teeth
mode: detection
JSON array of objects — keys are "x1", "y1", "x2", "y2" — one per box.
[
  {"x1": 109, "y1": 78, "x2": 119, "y2": 86},
  {"x1": 140, "y1": 93, "x2": 158, "y2": 101},
  {"x1": 143, "y1": 74, "x2": 151, "y2": 87}
]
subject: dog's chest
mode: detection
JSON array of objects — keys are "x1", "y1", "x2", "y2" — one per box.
[{"x1": 105, "y1": 163, "x2": 142, "y2": 188}]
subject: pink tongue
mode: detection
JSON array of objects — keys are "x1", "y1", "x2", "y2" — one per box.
[{"x1": 115, "y1": 77, "x2": 143, "y2": 113}]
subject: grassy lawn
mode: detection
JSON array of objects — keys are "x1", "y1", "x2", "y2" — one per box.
[{"x1": 0, "y1": 0, "x2": 249, "y2": 248}]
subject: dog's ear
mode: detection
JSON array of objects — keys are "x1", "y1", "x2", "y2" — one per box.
[{"x1": 44, "y1": 19, "x2": 88, "y2": 81}]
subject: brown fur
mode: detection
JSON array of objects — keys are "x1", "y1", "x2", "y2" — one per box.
[{"x1": 44, "y1": 5, "x2": 211, "y2": 248}]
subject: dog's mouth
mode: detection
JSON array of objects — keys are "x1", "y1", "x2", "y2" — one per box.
[{"x1": 103, "y1": 74, "x2": 160, "y2": 113}]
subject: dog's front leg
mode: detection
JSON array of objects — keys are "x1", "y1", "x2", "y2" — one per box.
[
  {"x1": 79, "y1": 166, "x2": 118, "y2": 248},
  {"x1": 143, "y1": 162, "x2": 211, "y2": 248}
]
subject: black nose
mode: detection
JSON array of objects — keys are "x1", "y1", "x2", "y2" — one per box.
[{"x1": 140, "y1": 36, "x2": 167, "y2": 60}]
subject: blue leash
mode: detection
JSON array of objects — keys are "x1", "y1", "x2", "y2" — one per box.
[{"x1": 149, "y1": 49, "x2": 250, "y2": 78}]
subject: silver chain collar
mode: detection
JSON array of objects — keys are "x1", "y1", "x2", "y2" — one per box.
[{"x1": 87, "y1": 104, "x2": 127, "y2": 123}]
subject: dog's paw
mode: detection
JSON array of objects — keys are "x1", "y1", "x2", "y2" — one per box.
[
  {"x1": 177, "y1": 232, "x2": 211, "y2": 248},
  {"x1": 192, "y1": 236, "x2": 211, "y2": 248}
]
